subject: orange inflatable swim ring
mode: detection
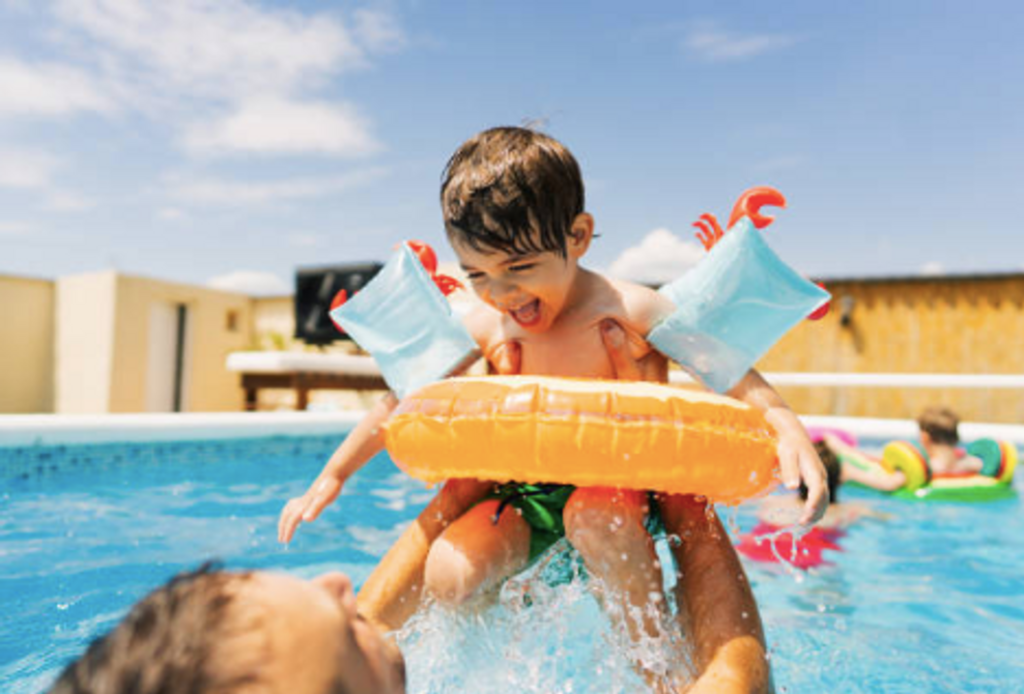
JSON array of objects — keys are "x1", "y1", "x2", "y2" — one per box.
[{"x1": 384, "y1": 376, "x2": 780, "y2": 505}]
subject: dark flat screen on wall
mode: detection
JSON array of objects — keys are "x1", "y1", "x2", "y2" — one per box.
[{"x1": 294, "y1": 262, "x2": 383, "y2": 345}]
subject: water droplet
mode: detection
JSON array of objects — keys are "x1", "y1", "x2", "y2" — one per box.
[{"x1": 620, "y1": 553, "x2": 629, "y2": 561}]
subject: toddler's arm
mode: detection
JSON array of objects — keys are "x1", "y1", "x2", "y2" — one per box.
[
  {"x1": 727, "y1": 370, "x2": 828, "y2": 525},
  {"x1": 278, "y1": 392, "x2": 399, "y2": 543}
]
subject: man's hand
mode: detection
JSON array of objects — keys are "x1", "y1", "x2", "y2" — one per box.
[{"x1": 600, "y1": 319, "x2": 665, "y2": 382}]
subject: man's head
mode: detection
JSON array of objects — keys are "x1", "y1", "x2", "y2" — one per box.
[
  {"x1": 441, "y1": 126, "x2": 593, "y2": 332},
  {"x1": 50, "y1": 566, "x2": 405, "y2": 694},
  {"x1": 917, "y1": 405, "x2": 960, "y2": 447}
]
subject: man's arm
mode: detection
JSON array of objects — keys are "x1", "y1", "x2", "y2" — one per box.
[
  {"x1": 357, "y1": 336, "x2": 515, "y2": 631},
  {"x1": 661, "y1": 495, "x2": 773, "y2": 694},
  {"x1": 601, "y1": 322, "x2": 773, "y2": 694},
  {"x1": 357, "y1": 477, "x2": 493, "y2": 631}
]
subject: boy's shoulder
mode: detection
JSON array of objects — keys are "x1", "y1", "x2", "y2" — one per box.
[
  {"x1": 449, "y1": 292, "x2": 502, "y2": 346},
  {"x1": 593, "y1": 273, "x2": 675, "y2": 334}
]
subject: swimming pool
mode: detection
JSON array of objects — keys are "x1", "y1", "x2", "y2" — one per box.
[{"x1": 1, "y1": 426, "x2": 1022, "y2": 693}]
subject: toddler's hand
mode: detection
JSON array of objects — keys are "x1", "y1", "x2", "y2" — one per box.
[
  {"x1": 278, "y1": 476, "x2": 344, "y2": 544},
  {"x1": 777, "y1": 432, "x2": 829, "y2": 525}
]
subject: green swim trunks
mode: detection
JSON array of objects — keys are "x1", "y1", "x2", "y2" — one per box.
[
  {"x1": 486, "y1": 483, "x2": 664, "y2": 562},
  {"x1": 486, "y1": 483, "x2": 576, "y2": 561}
]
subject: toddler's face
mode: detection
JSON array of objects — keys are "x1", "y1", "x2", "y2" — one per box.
[{"x1": 452, "y1": 238, "x2": 579, "y2": 333}]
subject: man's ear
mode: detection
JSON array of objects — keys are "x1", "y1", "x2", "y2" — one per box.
[{"x1": 567, "y1": 213, "x2": 594, "y2": 259}]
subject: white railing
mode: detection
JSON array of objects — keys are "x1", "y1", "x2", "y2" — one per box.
[
  {"x1": 669, "y1": 371, "x2": 1024, "y2": 389},
  {"x1": 226, "y1": 352, "x2": 1024, "y2": 390}
]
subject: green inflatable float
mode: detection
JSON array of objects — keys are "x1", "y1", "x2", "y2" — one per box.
[{"x1": 843, "y1": 438, "x2": 1018, "y2": 502}]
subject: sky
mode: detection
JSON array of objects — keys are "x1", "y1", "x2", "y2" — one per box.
[{"x1": 1, "y1": 0, "x2": 1022, "y2": 295}]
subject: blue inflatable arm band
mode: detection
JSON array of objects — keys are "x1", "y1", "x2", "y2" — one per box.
[
  {"x1": 648, "y1": 218, "x2": 830, "y2": 393},
  {"x1": 329, "y1": 244, "x2": 481, "y2": 397}
]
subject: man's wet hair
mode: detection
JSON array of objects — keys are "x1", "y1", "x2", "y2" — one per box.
[
  {"x1": 441, "y1": 126, "x2": 585, "y2": 258},
  {"x1": 48, "y1": 563, "x2": 258, "y2": 694}
]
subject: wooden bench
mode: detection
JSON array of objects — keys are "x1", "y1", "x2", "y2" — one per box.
[{"x1": 226, "y1": 352, "x2": 386, "y2": 411}]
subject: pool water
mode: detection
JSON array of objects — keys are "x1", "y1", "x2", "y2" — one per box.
[{"x1": 1, "y1": 435, "x2": 1022, "y2": 693}]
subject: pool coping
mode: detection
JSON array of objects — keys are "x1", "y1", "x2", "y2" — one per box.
[
  {"x1": 1, "y1": 412, "x2": 1022, "y2": 448},
  {"x1": 0, "y1": 411, "x2": 361, "y2": 447},
  {"x1": 801, "y1": 415, "x2": 1024, "y2": 446}
]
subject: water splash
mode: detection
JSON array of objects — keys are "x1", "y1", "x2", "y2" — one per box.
[{"x1": 397, "y1": 540, "x2": 696, "y2": 694}]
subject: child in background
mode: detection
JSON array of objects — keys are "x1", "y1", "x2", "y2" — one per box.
[
  {"x1": 739, "y1": 442, "x2": 883, "y2": 570},
  {"x1": 826, "y1": 405, "x2": 982, "y2": 491},
  {"x1": 278, "y1": 126, "x2": 826, "y2": 684}
]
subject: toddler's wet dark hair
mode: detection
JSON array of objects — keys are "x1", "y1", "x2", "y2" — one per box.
[{"x1": 441, "y1": 126, "x2": 585, "y2": 258}]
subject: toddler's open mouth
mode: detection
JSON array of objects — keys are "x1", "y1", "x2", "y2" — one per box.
[{"x1": 509, "y1": 299, "x2": 541, "y2": 327}]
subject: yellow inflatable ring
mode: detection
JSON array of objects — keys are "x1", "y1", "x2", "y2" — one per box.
[
  {"x1": 880, "y1": 441, "x2": 931, "y2": 491},
  {"x1": 383, "y1": 375, "x2": 780, "y2": 505}
]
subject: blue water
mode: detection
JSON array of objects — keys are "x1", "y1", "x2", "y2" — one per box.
[{"x1": 1, "y1": 435, "x2": 1022, "y2": 693}]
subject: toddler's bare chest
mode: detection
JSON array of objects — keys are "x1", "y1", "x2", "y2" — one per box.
[{"x1": 517, "y1": 325, "x2": 616, "y2": 379}]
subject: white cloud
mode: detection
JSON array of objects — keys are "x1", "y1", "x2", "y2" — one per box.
[
  {"x1": 34, "y1": 1, "x2": 405, "y2": 156},
  {"x1": 52, "y1": 0, "x2": 365, "y2": 101},
  {"x1": 167, "y1": 166, "x2": 389, "y2": 205},
  {"x1": 919, "y1": 261, "x2": 946, "y2": 277},
  {"x1": 0, "y1": 220, "x2": 32, "y2": 235},
  {"x1": 683, "y1": 22, "x2": 797, "y2": 62},
  {"x1": 157, "y1": 207, "x2": 187, "y2": 221},
  {"x1": 0, "y1": 57, "x2": 115, "y2": 118},
  {"x1": 208, "y1": 270, "x2": 289, "y2": 296},
  {"x1": 352, "y1": 9, "x2": 407, "y2": 54},
  {"x1": 288, "y1": 233, "x2": 323, "y2": 248},
  {"x1": 15, "y1": 1, "x2": 405, "y2": 155},
  {"x1": 46, "y1": 190, "x2": 95, "y2": 211},
  {"x1": 0, "y1": 149, "x2": 61, "y2": 188},
  {"x1": 183, "y1": 98, "x2": 380, "y2": 157},
  {"x1": 607, "y1": 228, "x2": 705, "y2": 285}
]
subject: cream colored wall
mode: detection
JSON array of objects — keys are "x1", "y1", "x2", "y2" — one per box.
[
  {"x1": 55, "y1": 272, "x2": 118, "y2": 413},
  {"x1": 106, "y1": 274, "x2": 253, "y2": 413},
  {"x1": 54, "y1": 272, "x2": 253, "y2": 413},
  {"x1": 251, "y1": 295, "x2": 298, "y2": 350},
  {"x1": 0, "y1": 274, "x2": 55, "y2": 413}
]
